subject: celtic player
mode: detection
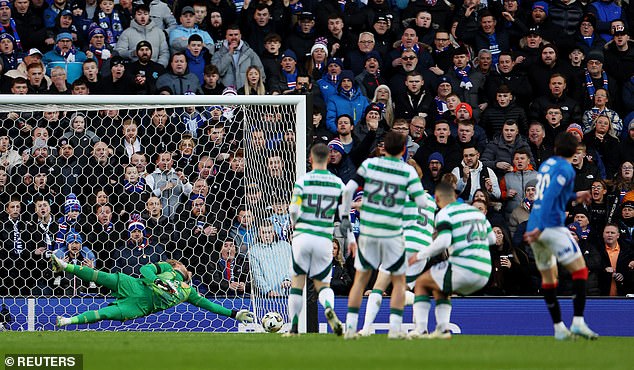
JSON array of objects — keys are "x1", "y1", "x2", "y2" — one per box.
[
  {"x1": 52, "y1": 257, "x2": 254, "y2": 326},
  {"x1": 359, "y1": 194, "x2": 437, "y2": 336},
  {"x1": 340, "y1": 131, "x2": 435, "y2": 339},
  {"x1": 408, "y1": 183, "x2": 495, "y2": 339},
  {"x1": 286, "y1": 143, "x2": 345, "y2": 336}
]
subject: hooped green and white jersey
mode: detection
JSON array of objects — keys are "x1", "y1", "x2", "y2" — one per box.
[
  {"x1": 291, "y1": 169, "x2": 345, "y2": 239},
  {"x1": 357, "y1": 156, "x2": 426, "y2": 238},
  {"x1": 435, "y1": 202, "x2": 492, "y2": 278},
  {"x1": 403, "y1": 193, "x2": 437, "y2": 253}
]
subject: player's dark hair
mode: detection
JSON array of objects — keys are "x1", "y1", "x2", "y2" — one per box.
[
  {"x1": 435, "y1": 182, "x2": 456, "y2": 199},
  {"x1": 383, "y1": 131, "x2": 407, "y2": 155},
  {"x1": 554, "y1": 132, "x2": 579, "y2": 158},
  {"x1": 310, "y1": 143, "x2": 329, "y2": 163}
]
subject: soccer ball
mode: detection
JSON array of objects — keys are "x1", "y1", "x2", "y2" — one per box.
[{"x1": 261, "y1": 312, "x2": 284, "y2": 333}]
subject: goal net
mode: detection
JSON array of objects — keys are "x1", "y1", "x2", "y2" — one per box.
[{"x1": 0, "y1": 95, "x2": 306, "y2": 332}]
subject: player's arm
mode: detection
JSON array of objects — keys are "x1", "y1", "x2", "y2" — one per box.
[
  {"x1": 410, "y1": 221, "x2": 452, "y2": 263},
  {"x1": 408, "y1": 175, "x2": 434, "y2": 210},
  {"x1": 288, "y1": 183, "x2": 303, "y2": 226},
  {"x1": 140, "y1": 262, "x2": 173, "y2": 284},
  {"x1": 187, "y1": 289, "x2": 254, "y2": 323}
]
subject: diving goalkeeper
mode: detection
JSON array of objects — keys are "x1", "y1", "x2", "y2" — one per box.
[{"x1": 52, "y1": 256, "x2": 254, "y2": 327}]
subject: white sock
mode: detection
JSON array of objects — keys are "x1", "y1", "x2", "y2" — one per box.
[
  {"x1": 389, "y1": 312, "x2": 403, "y2": 333},
  {"x1": 404, "y1": 290, "x2": 415, "y2": 306},
  {"x1": 554, "y1": 321, "x2": 568, "y2": 331},
  {"x1": 572, "y1": 316, "x2": 585, "y2": 326},
  {"x1": 345, "y1": 312, "x2": 359, "y2": 333},
  {"x1": 435, "y1": 301, "x2": 452, "y2": 332},
  {"x1": 318, "y1": 287, "x2": 335, "y2": 310},
  {"x1": 413, "y1": 300, "x2": 431, "y2": 333},
  {"x1": 361, "y1": 291, "x2": 382, "y2": 331},
  {"x1": 288, "y1": 291, "x2": 303, "y2": 328}
]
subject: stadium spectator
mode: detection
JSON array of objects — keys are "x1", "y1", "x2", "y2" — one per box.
[
  {"x1": 508, "y1": 180, "x2": 537, "y2": 237},
  {"x1": 597, "y1": 223, "x2": 633, "y2": 296},
  {"x1": 141, "y1": 195, "x2": 174, "y2": 250},
  {"x1": 330, "y1": 238, "x2": 352, "y2": 296},
  {"x1": 571, "y1": 142, "x2": 601, "y2": 192},
  {"x1": 583, "y1": 114, "x2": 620, "y2": 177},
  {"x1": 285, "y1": 12, "x2": 317, "y2": 65},
  {"x1": 113, "y1": 215, "x2": 165, "y2": 276},
  {"x1": 481, "y1": 120, "x2": 533, "y2": 178},
  {"x1": 500, "y1": 149, "x2": 538, "y2": 217},
  {"x1": 145, "y1": 150, "x2": 192, "y2": 220},
  {"x1": 211, "y1": 24, "x2": 264, "y2": 90},
  {"x1": 201, "y1": 64, "x2": 225, "y2": 95},
  {"x1": 85, "y1": 202, "x2": 123, "y2": 270},
  {"x1": 92, "y1": 0, "x2": 127, "y2": 47},
  {"x1": 155, "y1": 52, "x2": 202, "y2": 95},
  {"x1": 52, "y1": 232, "x2": 97, "y2": 295},
  {"x1": 249, "y1": 220, "x2": 292, "y2": 298},
  {"x1": 325, "y1": 70, "x2": 369, "y2": 133},
  {"x1": 479, "y1": 85, "x2": 528, "y2": 139},
  {"x1": 414, "y1": 119, "x2": 461, "y2": 172},
  {"x1": 206, "y1": 237, "x2": 250, "y2": 296},
  {"x1": 42, "y1": 32, "x2": 88, "y2": 83},
  {"x1": 229, "y1": 205, "x2": 257, "y2": 254},
  {"x1": 451, "y1": 144, "x2": 500, "y2": 202},
  {"x1": 83, "y1": 26, "x2": 113, "y2": 75},
  {"x1": 393, "y1": 70, "x2": 433, "y2": 120},
  {"x1": 115, "y1": 3, "x2": 169, "y2": 68}
]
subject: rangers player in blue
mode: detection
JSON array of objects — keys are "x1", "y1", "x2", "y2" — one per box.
[{"x1": 524, "y1": 133, "x2": 598, "y2": 340}]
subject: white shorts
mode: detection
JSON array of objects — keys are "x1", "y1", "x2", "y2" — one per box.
[
  {"x1": 530, "y1": 227, "x2": 583, "y2": 271},
  {"x1": 430, "y1": 260, "x2": 489, "y2": 296},
  {"x1": 406, "y1": 252, "x2": 427, "y2": 290},
  {"x1": 355, "y1": 234, "x2": 406, "y2": 275},
  {"x1": 291, "y1": 233, "x2": 332, "y2": 283}
]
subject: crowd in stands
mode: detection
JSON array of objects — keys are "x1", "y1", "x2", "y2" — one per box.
[{"x1": 0, "y1": 0, "x2": 633, "y2": 297}]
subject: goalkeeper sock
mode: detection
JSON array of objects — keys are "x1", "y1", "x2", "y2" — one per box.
[
  {"x1": 361, "y1": 290, "x2": 382, "y2": 332},
  {"x1": 389, "y1": 308, "x2": 403, "y2": 334},
  {"x1": 288, "y1": 288, "x2": 303, "y2": 332},
  {"x1": 345, "y1": 307, "x2": 359, "y2": 333},
  {"x1": 435, "y1": 299, "x2": 452, "y2": 332},
  {"x1": 413, "y1": 295, "x2": 431, "y2": 333},
  {"x1": 66, "y1": 265, "x2": 119, "y2": 291},
  {"x1": 317, "y1": 286, "x2": 335, "y2": 310},
  {"x1": 404, "y1": 290, "x2": 415, "y2": 306}
]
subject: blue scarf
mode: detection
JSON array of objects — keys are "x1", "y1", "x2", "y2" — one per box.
[
  {"x1": 338, "y1": 0, "x2": 346, "y2": 12},
  {"x1": 454, "y1": 65, "x2": 473, "y2": 89},
  {"x1": 585, "y1": 70, "x2": 609, "y2": 100},
  {"x1": 54, "y1": 45, "x2": 77, "y2": 60},
  {"x1": 487, "y1": 33, "x2": 500, "y2": 65},
  {"x1": 1, "y1": 52, "x2": 19, "y2": 70},
  {"x1": 401, "y1": 43, "x2": 420, "y2": 54},
  {"x1": 435, "y1": 96, "x2": 448, "y2": 118},
  {"x1": 289, "y1": 1, "x2": 303, "y2": 14},
  {"x1": 124, "y1": 178, "x2": 146, "y2": 193},
  {"x1": 0, "y1": 19, "x2": 22, "y2": 51},
  {"x1": 98, "y1": 10, "x2": 123, "y2": 46},
  {"x1": 341, "y1": 86, "x2": 355, "y2": 99},
  {"x1": 283, "y1": 69, "x2": 298, "y2": 90}
]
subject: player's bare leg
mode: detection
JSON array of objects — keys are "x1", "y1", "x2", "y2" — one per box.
[{"x1": 345, "y1": 269, "x2": 372, "y2": 339}]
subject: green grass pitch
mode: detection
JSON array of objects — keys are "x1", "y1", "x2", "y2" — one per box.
[{"x1": 1, "y1": 332, "x2": 631, "y2": 370}]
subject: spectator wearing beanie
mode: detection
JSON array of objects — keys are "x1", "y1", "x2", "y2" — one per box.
[
  {"x1": 115, "y1": 2, "x2": 170, "y2": 67},
  {"x1": 317, "y1": 57, "x2": 343, "y2": 104},
  {"x1": 326, "y1": 138, "x2": 356, "y2": 183},
  {"x1": 42, "y1": 32, "x2": 88, "y2": 83},
  {"x1": 126, "y1": 40, "x2": 166, "y2": 95},
  {"x1": 114, "y1": 214, "x2": 165, "y2": 276},
  {"x1": 326, "y1": 70, "x2": 369, "y2": 133}
]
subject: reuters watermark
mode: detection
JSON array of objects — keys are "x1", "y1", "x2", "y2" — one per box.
[{"x1": 4, "y1": 354, "x2": 82, "y2": 369}]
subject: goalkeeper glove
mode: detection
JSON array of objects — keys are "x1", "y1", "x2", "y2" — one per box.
[
  {"x1": 233, "y1": 309, "x2": 255, "y2": 323},
  {"x1": 154, "y1": 279, "x2": 176, "y2": 294},
  {"x1": 339, "y1": 217, "x2": 352, "y2": 236}
]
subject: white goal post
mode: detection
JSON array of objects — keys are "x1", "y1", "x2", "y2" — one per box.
[{"x1": 0, "y1": 94, "x2": 307, "y2": 332}]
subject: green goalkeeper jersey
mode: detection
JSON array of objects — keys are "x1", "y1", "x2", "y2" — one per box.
[{"x1": 139, "y1": 262, "x2": 233, "y2": 317}]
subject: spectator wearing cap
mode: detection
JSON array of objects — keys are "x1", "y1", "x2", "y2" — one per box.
[
  {"x1": 42, "y1": 32, "x2": 88, "y2": 83},
  {"x1": 43, "y1": 0, "x2": 69, "y2": 29},
  {"x1": 285, "y1": 11, "x2": 317, "y2": 65},
  {"x1": 444, "y1": 47, "x2": 486, "y2": 121},
  {"x1": 12, "y1": 0, "x2": 49, "y2": 52},
  {"x1": 617, "y1": 201, "x2": 634, "y2": 246},
  {"x1": 125, "y1": 40, "x2": 165, "y2": 94},
  {"x1": 240, "y1": 2, "x2": 289, "y2": 57},
  {"x1": 268, "y1": 49, "x2": 302, "y2": 94},
  {"x1": 94, "y1": 55, "x2": 136, "y2": 94},
  {"x1": 456, "y1": 9, "x2": 514, "y2": 65},
  {"x1": 305, "y1": 41, "x2": 328, "y2": 81},
  {"x1": 211, "y1": 24, "x2": 265, "y2": 90},
  {"x1": 115, "y1": 3, "x2": 170, "y2": 68},
  {"x1": 480, "y1": 84, "x2": 528, "y2": 139},
  {"x1": 393, "y1": 70, "x2": 433, "y2": 121},
  {"x1": 352, "y1": 102, "x2": 389, "y2": 149},
  {"x1": 325, "y1": 69, "x2": 369, "y2": 133},
  {"x1": 326, "y1": 138, "x2": 356, "y2": 183},
  {"x1": 114, "y1": 215, "x2": 165, "y2": 276},
  {"x1": 604, "y1": 22, "x2": 634, "y2": 83},
  {"x1": 483, "y1": 51, "x2": 532, "y2": 112},
  {"x1": 588, "y1": 0, "x2": 625, "y2": 43},
  {"x1": 354, "y1": 50, "x2": 386, "y2": 99},
  {"x1": 575, "y1": 13, "x2": 606, "y2": 55},
  {"x1": 50, "y1": 9, "x2": 85, "y2": 49},
  {"x1": 386, "y1": 27, "x2": 433, "y2": 79},
  {"x1": 421, "y1": 151, "x2": 445, "y2": 195},
  {"x1": 345, "y1": 32, "x2": 376, "y2": 76},
  {"x1": 4, "y1": 47, "x2": 48, "y2": 82},
  {"x1": 169, "y1": 6, "x2": 214, "y2": 55},
  {"x1": 84, "y1": 25, "x2": 117, "y2": 75},
  {"x1": 316, "y1": 57, "x2": 343, "y2": 104},
  {"x1": 0, "y1": 0, "x2": 24, "y2": 53}
]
